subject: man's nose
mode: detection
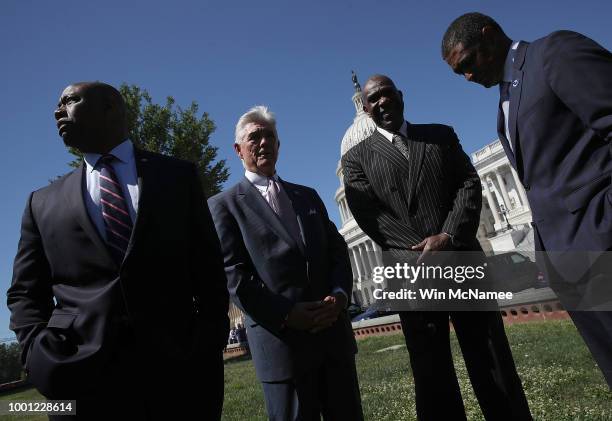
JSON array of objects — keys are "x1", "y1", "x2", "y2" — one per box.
[{"x1": 54, "y1": 106, "x2": 65, "y2": 120}]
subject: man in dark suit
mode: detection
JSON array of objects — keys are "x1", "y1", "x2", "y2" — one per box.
[
  {"x1": 7, "y1": 82, "x2": 229, "y2": 420},
  {"x1": 208, "y1": 106, "x2": 363, "y2": 421},
  {"x1": 442, "y1": 12, "x2": 612, "y2": 387},
  {"x1": 342, "y1": 75, "x2": 531, "y2": 420}
]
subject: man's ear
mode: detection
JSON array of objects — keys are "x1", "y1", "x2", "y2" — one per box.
[{"x1": 233, "y1": 143, "x2": 242, "y2": 158}]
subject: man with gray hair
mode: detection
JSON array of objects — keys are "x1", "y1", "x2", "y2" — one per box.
[{"x1": 208, "y1": 106, "x2": 363, "y2": 420}]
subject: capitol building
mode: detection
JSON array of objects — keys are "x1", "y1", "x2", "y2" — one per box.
[{"x1": 336, "y1": 73, "x2": 536, "y2": 308}]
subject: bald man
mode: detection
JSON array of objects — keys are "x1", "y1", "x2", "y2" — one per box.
[
  {"x1": 7, "y1": 82, "x2": 229, "y2": 420},
  {"x1": 342, "y1": 75, "x2": 531, "y2": 420}
]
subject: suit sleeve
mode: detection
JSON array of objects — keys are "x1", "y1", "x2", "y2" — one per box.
[
  {"x1": 440, "y1": 129, "x2": 482, "y2": 247},
  {"x1": 543, "y1": 31, "x2": 612, "y2": 143},
  {"x1": 7, "y1": 192, "x2": 55, "y2": 366},
  {"x1": 207, "y1": 196, "x2": 293, "y2": 335},
  {"x1": 342, "y1": 147, "x2": 422, "y2": 249},
  {"x1": 311, "y1": 190, "x2": 353, "y2": 299},
  {"x1": 189, "y1": 165, "x2": 229, "y2": 352}
]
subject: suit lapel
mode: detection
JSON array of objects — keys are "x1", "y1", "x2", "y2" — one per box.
[
  {"x1": 237, "y1": 177, "x2": 301, "y2": 253},
  {"x1": 124, "y1": 149, "x2": 151, "y2": 260},
  {"x1": 508, "y1": 41, "x2": 528, "y2": 169},
  {"x1": 367, "y1": 130, "x2": 412, "y2": 175},
  {"x1": 280, "y1": 180, "x2": 309, "y2": 256},
  {"x1": 497, "y1": 106, "x2": 517, "y2": 168},
  {"x1": 63, "y1": 164, "x2": 116, "y2": 267},
  {"x1": 404, "y1": 122, "x2": 425, "y2": 207}
]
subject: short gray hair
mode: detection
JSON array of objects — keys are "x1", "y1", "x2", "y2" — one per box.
[{"x1": 234, "y1": 105, "x2": 278, "y2": 144}]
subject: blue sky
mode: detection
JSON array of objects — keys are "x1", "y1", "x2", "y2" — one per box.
[{"x1": 1, "y1": 0, "x2": 611, "y2": 339}]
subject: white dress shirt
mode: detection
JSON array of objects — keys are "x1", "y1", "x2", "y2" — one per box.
[
  {"x1": 83, "y1": 140, "x2": 139, "y2": 240},
  {"x1": 244, "y1": 170, "x2": 280, "y2": 201},
  {"x1": 377, "y1": 120, "x2": 408, "y2": 142}
]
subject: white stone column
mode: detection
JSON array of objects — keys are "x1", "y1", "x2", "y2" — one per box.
[
  {"x1": 495, "y1": 169, "x2": 512, "y2": 210},
  {"x1": 338, "y1": 200, "x2": 346, "y2": 223},
  {"x1": 510, "y1": 166, "x2": 530, "y2": 211},
  {"x1": 371, "y1": 242, "x2": 384, "y2": 266},
  {"x1": 351, "y1": 247, "x2": 363, "y2": 279},
  {"x1": 358, "y1": 243, "x2": 370, "y2": 278},
  {"x1": 364, "y1": 241, "x2": 378, "y2": 271},
  {"x1": 484, "y1": 176, "x2": 503, "y2": 228}
]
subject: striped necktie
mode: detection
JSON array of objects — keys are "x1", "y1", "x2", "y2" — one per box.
[
  {"x1": 98, "y1": 154, "x2": 133, "y2": 263},
  {"x1": 392, "y1": 134, "x2": 410, "y2": 161}
]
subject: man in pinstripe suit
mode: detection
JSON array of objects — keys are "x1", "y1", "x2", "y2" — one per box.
[{"x1": 342, "y1": 75, "x2": 531, "y2": 420}]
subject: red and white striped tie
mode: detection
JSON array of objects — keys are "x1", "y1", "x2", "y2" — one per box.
[{"x1": 98, "y1": 154, "x2": 133, "y2": 263}]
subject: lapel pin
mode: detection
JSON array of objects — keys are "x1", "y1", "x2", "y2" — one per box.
[{"x1": 512, "y1": 80, "x2": 519, "y2": 87}]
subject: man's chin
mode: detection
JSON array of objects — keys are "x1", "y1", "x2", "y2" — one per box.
[
  {"x1": 61, "y1": 134, "x2": 83, "y2": 151},
  {"x1": 379, "y1": 120, "x2": 402, "y2": 132},
  {"x1": 256, "y1": 161, "x2": 276, "y2": 177}
]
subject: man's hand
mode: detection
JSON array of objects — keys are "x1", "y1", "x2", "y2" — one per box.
[
  {"x1": 309, "y1": 293, "x2": 348, "y2": 333},
  {"x1": 284, "y1": 301, "x2": 326, "y2": 331},
  {"x1": 411, "y1": 233, "x2": 451, "y2": 264}
]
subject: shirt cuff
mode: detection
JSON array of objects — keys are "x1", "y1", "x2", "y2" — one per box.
[{"x1": 332, "y1": 287, "x2": 349, "y2": 306}]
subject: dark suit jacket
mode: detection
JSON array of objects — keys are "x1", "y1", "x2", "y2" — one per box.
[
  {"x1": 208, "y1": 177, "x2": 356, "y2": 382},
  {"x1": 342, "y1": 123, "x2": 482, "y2": 254},
  {"x1": 499, "y1": 31, "x2": 612, "y2": 280},
  {"x1": 7, "y1": 149, "x2": 229, "y2": 398}
]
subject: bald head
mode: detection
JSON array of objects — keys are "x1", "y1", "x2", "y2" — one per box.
[
  {"x1": 364, "y1": 74, "x2": 398, "y2": 91},
  {"x1": 362, "y1": 74, "x2": 404, "y2": 132},
  {"x1": 55, "y1": 81, "x2": 128, "y2": 154}
]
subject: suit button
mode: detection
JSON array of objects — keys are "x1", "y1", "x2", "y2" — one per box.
[{"x1": 524, "y1": 184, "x2": 530, "y2": 191}]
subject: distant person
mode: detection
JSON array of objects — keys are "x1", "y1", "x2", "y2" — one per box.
[
  {"x1": 236, "y1": 323, "x2": 247, "y2": 344},
  {"x1": 442, "y1": 12, "x2": 612, "y2": 387},
  {"x1": 342, "y1": 74, "x2": 532, "y2": 420},
  {"x1": 209, "y1": 106, "x2": 363, "y2": 421},
  {"x1": 7, "y1": 82, "x2": 229, "y2": 420}
]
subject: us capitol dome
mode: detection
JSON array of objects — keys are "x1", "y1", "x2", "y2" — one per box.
[
  {"x1": 335, "y1": 72, "x2": 382, "y2": 308},
  {"x1": 340, "y1": 71, "x2": 376, "y2": 156}
]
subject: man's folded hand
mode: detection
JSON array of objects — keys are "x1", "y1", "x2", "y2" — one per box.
[{"x1": 284, "y1": 301, "x2": 326, "y2": 331}]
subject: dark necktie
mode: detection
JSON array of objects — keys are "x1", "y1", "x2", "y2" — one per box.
[
  {"x1": 267, "y1": 178, "x2": 303, "y2": 246},
  {"x1": 392, "y1": 134, "x2": 410, "y2": 161},
  {"x1": 98, "y1": 154, "x2": 133, "y2": 263},
  {"x1": 499, "y1": 81, "x2": 511, "y2": 102}
]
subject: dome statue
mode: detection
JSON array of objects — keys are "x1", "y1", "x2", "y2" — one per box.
[{"x1": 340, "y1": 71, "x2": 376, "y2": 156}]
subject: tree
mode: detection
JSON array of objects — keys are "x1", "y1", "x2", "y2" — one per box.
[
  {"x1": 68, "y1": 84, "x2": 229, "y2": 197},
  {"x1": 0, "y1": 342, "x2": 23, "y2": 383}
]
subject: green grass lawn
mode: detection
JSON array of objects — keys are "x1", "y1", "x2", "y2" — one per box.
[{"x1": 2, "y1": 320, "x2": 611, "y2": 420}]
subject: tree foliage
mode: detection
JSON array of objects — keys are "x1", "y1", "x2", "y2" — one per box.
[
  {"x1": 69, "y1": 84, "x2": 229, "y2": 197},
  {"x1": 0, "y1": 342, "x2": 23, "y2": 383}
]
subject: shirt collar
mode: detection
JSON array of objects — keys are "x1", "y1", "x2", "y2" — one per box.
[
  {"x1": 84, "y1": 139, "x2": 134, "y2": 172},
  {"x1": 244, "y1": 170, "x2": 279, "y2": 187},
  {"x1": 377, "y1": 120, "x2": 408, "y2": 142},
  {"x1": 503, "y1": 41, "x2": 520, "y2": 83}
]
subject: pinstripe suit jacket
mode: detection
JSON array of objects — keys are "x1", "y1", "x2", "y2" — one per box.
[{"x1": 342, "y1": 122, "x2": 482, "y2": 254}]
